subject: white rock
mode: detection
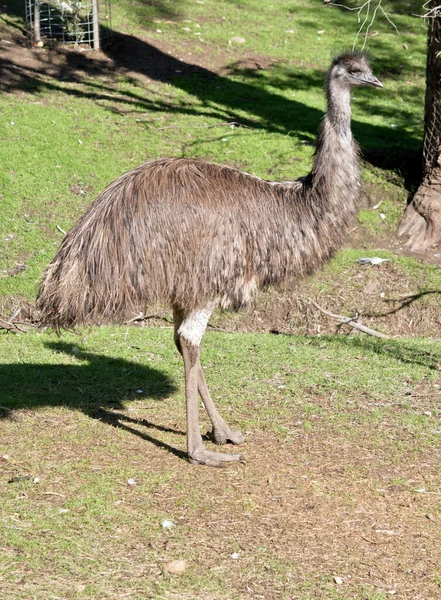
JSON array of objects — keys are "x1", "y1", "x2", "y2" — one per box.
[
  {"x1": 161, "y1": 519, "x2": 175, "y2": 529},
  {"x1": 356, "y1": 257, "x2": 390, "y2": 266}
]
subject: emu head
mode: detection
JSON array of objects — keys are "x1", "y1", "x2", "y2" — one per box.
[{"x1": 330, "y1": 51, "x2": 383, "y2": 90}]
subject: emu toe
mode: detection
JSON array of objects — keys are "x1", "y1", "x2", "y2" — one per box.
[
  {"x1": 189, "y1": 448, "x2": 245, "y2": 467},
  {"x1": 210, "y1": 428, "x2": 246, "y2": 446}
]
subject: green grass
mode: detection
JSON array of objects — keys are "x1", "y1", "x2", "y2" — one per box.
[
  {"x1": 1, "y1": 327, "x2": 441, "y2": 598},
  {"x1": 0, "y1": 0, "x2": 430, "y2": 303},
  {"x1": 1, "y1": 2, "x2": 441, "y2": 598},
  {"x1": 2, "y1": 327, "x2": 441, "y2": 463}
]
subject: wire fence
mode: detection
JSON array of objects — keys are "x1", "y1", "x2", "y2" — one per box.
[
  {"x1": 25, "y1": 0, "x2": 112, "y2": 49},
  {"x1": 423, "y1": 100, "x2": 441, "y2": 174},
  {"x1": 423, "y1": 6, "x2": 441, "y2": 174}
]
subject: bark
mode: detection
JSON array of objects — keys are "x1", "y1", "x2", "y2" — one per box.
[{"x1": 398, "y1": 2, "x2": 441, "y2": 252}]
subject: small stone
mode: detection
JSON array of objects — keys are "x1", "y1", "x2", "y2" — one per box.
[
  {"x1": 71, "y1": 346, "x2": 80, "y2": 355},
  {"x1": 230, "y1": 36, "x2": 246, "y2": 44},
  {"x1": 231, "y1": 552, "x2": 240, "y2": 559},
  {"x1": 164, "y1": 559, "x2": 187, "y2": 574},
  {"x1": 127, "y1": 478, "x2": 137, "y2": 485},
  {"x1": 334, "y1": 576, "x2": 344, "y2": 585},
  {"x1": 161, "y1": 519, "x2": 175, "y2": 529}
]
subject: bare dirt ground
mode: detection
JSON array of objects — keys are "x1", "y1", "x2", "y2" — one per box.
[{"x1": 2, "y1": 375, "x2": 441, "y2": 599}]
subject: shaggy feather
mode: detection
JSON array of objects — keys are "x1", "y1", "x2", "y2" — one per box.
[{"x1": 36, "y1": 53, "x2": 380, "y2": 328}]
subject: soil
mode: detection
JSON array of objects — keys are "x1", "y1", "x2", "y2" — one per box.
[{"x1": 2, "y1": 23, "x2": 441, "y2": 600}]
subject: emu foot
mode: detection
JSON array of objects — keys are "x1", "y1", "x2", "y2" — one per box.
[
  {"x1": 209, "y1": 427, "x2": 246, "y2": 446},
  {"x1": 189, "y1": 447, "x2": 245, "y2": 467}
]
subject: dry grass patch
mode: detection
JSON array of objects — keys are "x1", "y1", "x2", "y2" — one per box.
[{"x1": 1, "y1": 328, "x2": 441, "y2": 599}]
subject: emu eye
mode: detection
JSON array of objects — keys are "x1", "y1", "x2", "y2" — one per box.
[{"x1": 349, "y1": 70, "x2": 361, "y2": 76}]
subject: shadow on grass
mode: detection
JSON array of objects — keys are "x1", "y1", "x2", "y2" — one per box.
[
  {"x1": 0, "y1": 15, "x2": 424, "y2": 186},
  {"x1": 0, "y1": 340, "x2": 188, "y2": 460},
  {"x1": 312, "y1": 334, "x2": 441, "y2": 373},
  {"x1": 328, "y1": 0, "x2": 426, "y2": 17},
  {"x1": 365, "y1": 290, "x2": 441, "y2": 318}
]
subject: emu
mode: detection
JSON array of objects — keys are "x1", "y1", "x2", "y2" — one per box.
[{"x1": 37, "y1": 52, "x2": 382, "y2": 467}]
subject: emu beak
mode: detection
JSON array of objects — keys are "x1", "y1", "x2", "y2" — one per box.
[{"x1": 359, "y1": 73, "x2": 383, "y2": 88}]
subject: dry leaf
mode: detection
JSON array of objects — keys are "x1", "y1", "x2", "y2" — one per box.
[{"x1": 164, "y1": 559, "x2": 187, "y2": 574}]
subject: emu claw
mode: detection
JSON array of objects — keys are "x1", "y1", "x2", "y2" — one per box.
[
  {"x1": 209, "y1": 428, "x2": 246, "y2": 446},
  {"x1": 189, "y1": 448, "x2": 245, "y2": 467}
]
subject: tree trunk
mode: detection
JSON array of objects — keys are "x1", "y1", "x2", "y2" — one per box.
[{"x1": 398, "y1": 2, "x2": 441, "y2": 252}]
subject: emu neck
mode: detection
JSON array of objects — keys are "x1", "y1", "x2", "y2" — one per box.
[
  {"x1": 325, "y1": 79, "x2": 352, "y2": 131},
  {"x1": 309, "y1": 79, "x2": 360, "y2": 211}
]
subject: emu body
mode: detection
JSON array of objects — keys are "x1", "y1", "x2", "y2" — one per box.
[{"x1": 37, "y1": 52, "x2": 382, "y2": 466}]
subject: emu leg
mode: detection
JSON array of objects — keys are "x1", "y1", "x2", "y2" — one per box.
[
  {"x1": 197, "y1": 365, "x2": 245, "y2": 446},
  {"x1": 173, "y1": 307, "x2": 244, "y2": 447},
  {"x1": 180, "y1": 337, "x2": 243, "y2": 467}
]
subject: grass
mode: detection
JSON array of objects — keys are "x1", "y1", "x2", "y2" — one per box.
[
  {"x1": 0, "y1": 0, "x2": 430, "y2": 302},
  {"x1": 1, "y1": 327, "x2": 441, "y2": 599},
  {"x1": 1, "y1": 1, "x2": 441, "y2": 598}
]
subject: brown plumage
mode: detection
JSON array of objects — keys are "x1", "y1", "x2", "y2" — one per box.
[{"x1": 37, "y1": 52, "x2": 383, "y2": 466}]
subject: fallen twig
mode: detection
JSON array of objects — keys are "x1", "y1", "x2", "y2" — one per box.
[
  {"x1": 124, "y1": 313, "x2": 171, "y2": 325},
  {"x1": 207, "y1": 322, "x2": 233, "y2": 332},
  {"x1": 309, "y1": 299, "x2": 388, "y2": 338},
  {"x1": 0, "y1": 317, "x2": 25, "y2": 334},
  {"x1": 56, "y1": 224, "x2": 67, "y2": 235}
]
